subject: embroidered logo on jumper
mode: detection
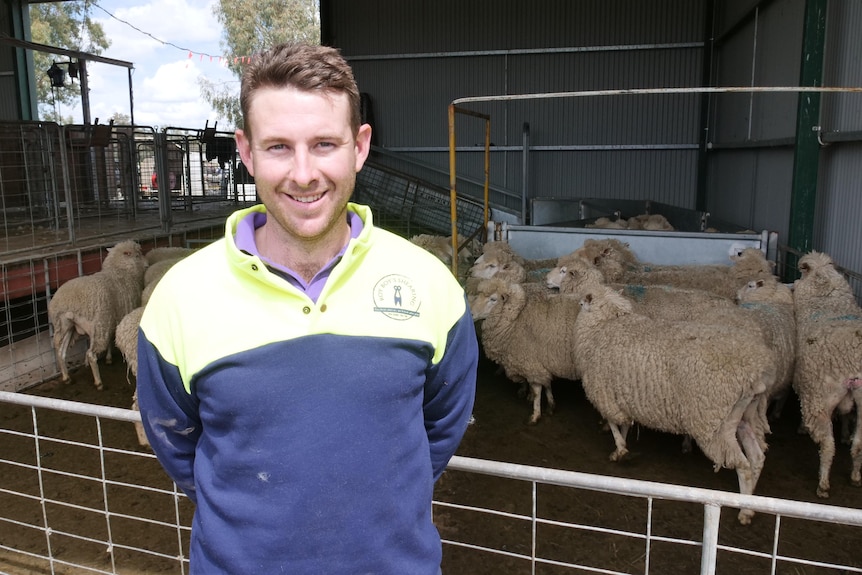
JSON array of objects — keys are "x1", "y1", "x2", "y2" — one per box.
[{"x1": 373, "y1": 274, "x2": 421, "y2": 320}]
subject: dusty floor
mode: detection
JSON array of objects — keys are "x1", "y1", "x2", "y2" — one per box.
[{"x1": 1, "y1": 354, "x2": 861, "y2": 574}]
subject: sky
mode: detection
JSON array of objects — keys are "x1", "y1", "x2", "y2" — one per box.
[{"x1": 65, "y1": 0, "x2": 238, "y2": 130}]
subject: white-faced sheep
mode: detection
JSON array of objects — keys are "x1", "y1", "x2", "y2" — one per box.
[
  {"x1": 409, "y1": 234, "x2": 469, "y2": 266},
  {"x1": 792, "y1": 251, "x2": 862, "y2": 498},
  {"x1": 145, "y1": 246, "x2": 196, "y2": 266},
  {"x1": 467, "y1": 248, "x2": 554, "y2": 298},
  {"x1": 48, "y1": 240, "x2": 148, "y2": 390},
  {"x1": 469, "y1": 277, "x2": 581, "y2": 424},
  {"x1": 552, "y1": 238, "x2": 639, "y2": 285},
  {"x1": 574, "y1": 285, "x2": 775, "y2": 524},
  {"x1": 552, "y1": 254, "x2": 771, "y2": 454},
  {"x1": 574, "y1": 239, "x2": 775, "y2": 299},
  {"x1": 550, "y1": 255, "x2": 745, "y2": 324},
  {"x1": 735, "y1": 276, "x2": 797, "y2": 425},
  {"x1": 473, "y1": 241, "x2": 557, "y2": 275}
]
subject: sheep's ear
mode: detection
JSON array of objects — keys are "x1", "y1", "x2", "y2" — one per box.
[
  {"x1": 755, "y1": 279, "x2": 765, "y2": 288},
  {"x1": 592, "y1": 255, "x2": 601, "y2": 265},
  {"x1": 799, "y1": 261, "x2": 810, "y2": 273},
  {"x1": 584, "y1": 293, "x2": 594, "y2": 303}
]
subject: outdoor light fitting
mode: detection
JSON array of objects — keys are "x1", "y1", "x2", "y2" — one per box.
[{"x1": 47, "y1": 62, "x2": 66, "y2": 88}]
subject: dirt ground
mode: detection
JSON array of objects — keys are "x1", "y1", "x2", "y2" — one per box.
[{"x1": 1, "y1": 354, "x2": 861, "y2": 575}]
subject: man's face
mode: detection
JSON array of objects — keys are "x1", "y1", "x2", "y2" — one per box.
[{"x1": 235, "y1": 86, "x2": 371, "y2": 246}]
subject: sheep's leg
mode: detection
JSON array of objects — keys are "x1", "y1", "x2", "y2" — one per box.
[
  {"x1": 743, "y1": 395, "x2": 769, "y2": 454},
  {"x1": 131, "y1": 391, "x2": 150, "y2": 448},
  {"x1": 850, "y1": 386, "x2": 862, "y2": 487},
  {"x1": 803, "y1": 387, "x2": 850, "y2": 498},
  {"x1": 767, "y1": 387, "x2": 791, "y2": 421},
  {"x1": 807, "y1": 411, "x2": 836, "y2": 498},
  {"x1": 681, "y1": 435, "x2": 693, "y2": 454},
  {"x1": 733, "y1": 462, "x2": 755, "y2": 525},
  {"x1": 528, "y1": 382, "x2": 543, "y2": 425},
  {"x1": 736, "y1": 419, "x2": 766, "y2": 525},
  {"x1": 53, "y1": 326, "x2": 74, "y2": 383},
  {"x1": 85, "y1": 346, "x2": 104, "y2": 391},
  {"x1": 607, "y1": 421, "x2": 630, "y2": 462},
  {"x1": 543, "y1": 384, "x2": 556, "y2": 416}
]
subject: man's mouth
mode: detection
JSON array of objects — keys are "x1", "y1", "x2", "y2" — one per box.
[{"x1": 291, "y1": 193, "x2": 324, "y2": 204}]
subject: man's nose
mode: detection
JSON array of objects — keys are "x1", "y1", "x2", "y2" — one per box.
[{"x1": 290, "y1": 149, "x2": 317, "y2": 187}]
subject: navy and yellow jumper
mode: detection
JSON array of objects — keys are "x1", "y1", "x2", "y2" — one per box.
[{"x1": 136, "y1": 203, "x2": 478, "y2": 574}]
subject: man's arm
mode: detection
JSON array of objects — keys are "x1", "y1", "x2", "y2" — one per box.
[
  {"x1": 136, "y1": 327, "x2": 202, "y2": 503},
  {"x1": 423, "y1": 302, "x2": 478, "y2": 481}
]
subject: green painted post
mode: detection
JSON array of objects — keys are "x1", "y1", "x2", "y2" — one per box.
[{"x1": 786, "y1": 0, "x2": 828, "y2": 281}]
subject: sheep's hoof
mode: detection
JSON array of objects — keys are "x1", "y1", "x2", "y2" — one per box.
[
  {"x1": 527, "y1": 416, "x2": 540, "y2": 426},
  {"x1": 609, "y1": 449, "x2": 629, "y2": 462},
  {"x1": 851, "y1": 474, "x2": 861, "y2": 488},
  {"x1": 816, "y1": 486, "x2": 830, "y2": 498},
  {"x1": 737, "y1": 509, "x2": 754, "y2": 525}
]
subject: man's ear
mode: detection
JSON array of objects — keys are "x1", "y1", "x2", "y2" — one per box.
[
  {"x1": 234, "y1": 129, "x2": 255, "y2": 178},
  {"x1": 354, "y1": 123, "x2": 372, "y2": 172}
]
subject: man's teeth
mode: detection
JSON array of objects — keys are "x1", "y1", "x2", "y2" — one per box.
[{"x1": 293, "y1": 194, "x2": 323, "y2": 203}]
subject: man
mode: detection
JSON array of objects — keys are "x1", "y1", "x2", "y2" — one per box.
[{"x1": 136, "y1": 43, "x2": 478, "y2": 574}]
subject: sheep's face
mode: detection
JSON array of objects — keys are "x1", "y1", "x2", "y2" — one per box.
[
  {"x1": 796, "y1": 251, "x2": 852, "y2": 299},
  {"x1": 470, "y1": 257, "x2": 501, "y2": 280},
  {"x1": 469, "y1": 291, "x2": 501, "y2": 321},
  {"x1": 545, "y1": 266, "x2": 566, "y2": 289},
  {"x1": 735, "y1": 279, "x2": 762, "y2": 303}
]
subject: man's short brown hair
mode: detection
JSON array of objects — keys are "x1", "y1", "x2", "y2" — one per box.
[{"x1": 239, "y1": 43, "x2": 361, "y2": 139}]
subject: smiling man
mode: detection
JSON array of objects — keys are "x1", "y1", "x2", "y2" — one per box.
[{"x1": 136, "y1": 43, "x2": 478, "y2": 574}]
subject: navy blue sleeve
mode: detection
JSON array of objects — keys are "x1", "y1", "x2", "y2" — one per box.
[
  {"x1": 136, "y1": 326, "x2": 202, "y2": 503},
  {"x1": 423, "y1": 298, "x2": 478, "y2": 481}
]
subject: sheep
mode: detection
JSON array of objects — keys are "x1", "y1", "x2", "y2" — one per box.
[
  {"x1": 573, "y1": 284, "x2": 775, "y2": 524},
  {"x1": 584, "y1": 213, "x2": 674, "y2": 231},
  {"x1": 585, "y1": 216, "x2": 628, "y2": 229},
  {"x1": 468, "y1": 277, "x2": 582, "y2": 424},
  {"x1": 145, "y1": 246, "x2": 196, "y2": 265},
  {"x1": 574, "y1": 239, "x2": 775, "y2": 299},
  {"x1": 467, "y1": 248, "x2": 553, "y2": 297},
  {"x1": 409, "y1": 234, "x2": 470, "y2": 266},
  {"x1": 556, "y1": 238, "x2": 639, "y2": 285},
  {"x1": 143, "y1": 257, "x2": 183, "y2": 286},
  {"x1": 735, "y1": 277, "x2": 797, "y2": 424},
  {"x1": 114, "y1": 306, "x2": 149, "y2": 448},
  {"x1": 476, "y1": 241, "x2": 557, "y2": 272},
  {"x1": 48, "y1": 240, "x2": 148, "y2": 390},
  {"x1": 549, "y1": 255, "x2": 743, "y2": 324},
  {"x1": 551, "y1": 254, "x2": 771, "y2": 454},
  {"x1": 791, "y1": 250, "x2": 862, "y2": 498},
  {"x1": 626, "y1": 213, "x2": 674, "y2": 231},
  {"x1": 115, "y1": 306, "x2": 144, "y2": 378}
]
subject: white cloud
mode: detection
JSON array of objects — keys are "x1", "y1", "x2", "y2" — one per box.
[{"x1": 70, "y1": 0, "x2": 237, "y2": 129}]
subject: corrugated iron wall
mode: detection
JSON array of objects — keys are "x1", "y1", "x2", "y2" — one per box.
[
  {"x1": 325, "y1": 0, "x2": 862, "y2": 281},
  {"x1": 706, "y1": 0, "x2": 804, "y2": 239},
  {"x1": 815, "y1": 2, "x2": 862, "y2": 279},
  {"x1": 333, "y1": 0, "x2": 707, "y2": 217}
]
